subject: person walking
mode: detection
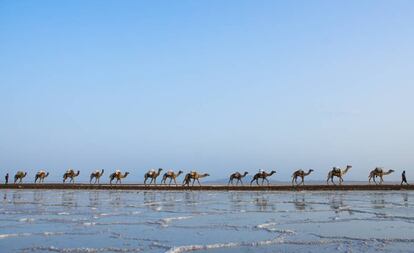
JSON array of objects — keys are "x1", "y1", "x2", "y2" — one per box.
[
  {"x1": 5, "y1": 173, "x2": 9, "y2": 184},
  {"x1": 401, "y1": 170, "x2": 408, "y2": 185}
]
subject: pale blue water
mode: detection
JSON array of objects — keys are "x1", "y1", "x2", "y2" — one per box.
[{"x1": 0, "y1": 190, "x2": 413, "y2": 253}]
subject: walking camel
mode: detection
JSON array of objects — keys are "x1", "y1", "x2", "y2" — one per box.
[
  {"x1": 291, "y1": 169, "x2": 314, "y2": 186},
  {"x1": 35, "y1": 170, "x2": 49, "y2": 183},
  {"x1": 14, "y1": 171, "x2": 27, "y2": 184},
  {"x1": 109, "y1": 170, "x2": 129, "y2": 184},
  {"x1": 144, "y1": 168, "x2": 163, "y2": 185},
  {"x1": 182, "y1": 171, "x2": 210, "y2": 186},
  {"x1": 250, "y1": 170, "x2": 276, "y2": 186},
  {"x1": 368, "y1": 167, "x2": 395, "y2": 184},
  {"x1": 228, "y1": 171, "x2": 249, "y2": 186},
  {"x1": 326, "y1": 165, "x2": 352, "y2": 185},
  {"x1": 90, "y1": 169, "x2": 104, "y2": 184},
  {"x1": 161, "y1": 170, "x2": 183, "y2": 186},
  {"x1": 63, "y1": 169, "x2": 80, "y2": 183}
]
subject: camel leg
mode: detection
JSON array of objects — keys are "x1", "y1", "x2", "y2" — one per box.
[
  {"x1": 240, "y1": 179, "x2": 243, "y2": 186},
  {"x1": 380, "y1": 176, "x2": 384, "y2": 184},
  {"x1": 228, "y1": 178, "x2": 232, "y2": 186},
  {"x1": 192, "y1": 179, "x2": 195, "y2": 186},
  {"x1": 197, "y1": 178, "x2": 201, "y2": 186},
  {"x1": 265, "y1": 178, "x2": 269, "y2": 186},
  {"x1": 301, "y1": 176, "x2": 305, "y2": 186},
  {"x1": 292, "y1": 176, "x2": 295, "y2": 186},
  {"x1": 173, "y1": 178, "x2": 177, "y2": 186}
]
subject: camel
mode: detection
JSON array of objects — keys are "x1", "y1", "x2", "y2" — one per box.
[
  {"x1": 250, "y1": 170, "x2": 276, "y2": 186},
  {"x1": 161, "y1": 170, "x2": 183, "y2": 186},
  {"x1": 14, "y1": 171, "x2": 27, "y2": 184},
  {"x1": 368, "y1": 167, "x2": 395, "y2": 184},
  {"x1": 109, "y1": 170, "x2": 129, "y2": 184},
  {"x1": 144, "y1": 168, "x2": 163, "y2": 185},
  {"x1": 228, "y1": 171, "x2": 249, "y2": 186},
  {"x1": 326, "y1": 165, "x2": 352, "y2": 185},
  {"x1": 291, "y1": 169, "x2": 314, "y2": 186},
  {"x1": 34, "y1": 170, "x2": 49, "y2": 183},
  {"x1": 182, "y1": 171, "x2": 210, "y2": 186},
  {"x1": 63, "y1": 169, "x2": 80, "y2": 183},
  {"x1": 90, "y1": 169, "x2": 104, "y2": 184}
]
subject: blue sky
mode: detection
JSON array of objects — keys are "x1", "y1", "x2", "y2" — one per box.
[{"x1": 1, "y1": 0, "x2": 413, "y2": 182}]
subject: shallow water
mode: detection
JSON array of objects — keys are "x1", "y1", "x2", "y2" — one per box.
[{"x1": 0, "y1": 190, "x2": 413, "y2": 253}]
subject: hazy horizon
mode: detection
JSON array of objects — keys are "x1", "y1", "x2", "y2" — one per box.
[{"x1": 1, "y1": 0, "x2": 413, "y2": 182}]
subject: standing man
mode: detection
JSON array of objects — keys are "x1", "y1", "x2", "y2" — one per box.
[
  {"x1": 401, "y1": 170, "x2": 408, "y2": 185},
  {"x1": 5, "y1": 173, "x2": 9, "y2": 184}
]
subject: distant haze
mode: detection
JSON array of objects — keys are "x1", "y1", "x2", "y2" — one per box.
[{"x1": 0, "y1": 1, "x2": 413, "y2": 183}]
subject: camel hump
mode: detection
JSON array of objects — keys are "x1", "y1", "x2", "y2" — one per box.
[
  {"x1": 375, "y1": 167, "x2": 383, "y2": 173},
  {"x1": 168, "y1": 169, "x2": 174, "y2": 173}
]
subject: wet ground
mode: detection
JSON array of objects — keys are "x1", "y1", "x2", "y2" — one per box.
[{"x1": 1, "y1": 190, "x2": 413, "y2": 252}]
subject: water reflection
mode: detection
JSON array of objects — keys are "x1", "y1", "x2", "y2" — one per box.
[
  {"x1": 329, "y1": 194, "x2": 353, "y2": 215},
  {"x1": 12, "y1": 191, "x2": 22, "y2": 205},
  {"x1": 370, "y1": 193, "x2": 386, "y2": 209},
  {"x1": 61, "y1": 191, "x2": 77, "y2": 208},
  {"x1": 293, "y1": 194, "x2": 306, "y2": 211},
  {"x1": 252, "y1": 193, "x2": 275, "y2": 212},
  {"x1": 109, "y1": 191, "x2": 122, "y2": 207},
  {"x1": 89, "y1": 191, "x2": 100, "y2": 207},
  {"x1": 33, "y1": 190, "x2": 44, "y2": 203},
  {"x1": 403, "y1": 193, "x2": 408, "y2": 207},
  {"x1": 229, "y1": 192, "x2": 247, "y2": 211}
]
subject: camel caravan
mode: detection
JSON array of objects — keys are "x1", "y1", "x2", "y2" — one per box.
[{"x1": 3, "y1": 164, "x2": 409, "y2": 186}]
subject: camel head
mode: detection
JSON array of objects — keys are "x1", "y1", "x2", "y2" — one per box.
[
  {"x1": 346, "y1": 165, "x2": 352, "y2": 169},
  {"x1": 270, "y1": 170, "x2": 276, "y2": 175},
  {"x1": 45, "y1": 172, "x2": 49, "y2": 177},
  {"x1": 243, "y1": 171, "x2": 249, "y2": 176},
  {"x1": 309, "y1": 169, "x2": 314, "y2": 173},
  {"x1": 388, "y1": 169, "x2": 395, "y2": 173},
  {"x1": 24, "y1": 172, "x2": 27, "y2": 177},
  {"x1": 158, "y1": 168, "x2": 163, "y2": 173},
  {"x1": 203, "y1": 173, "x2": 210, "y2": 177},
  {"x1": 124, "y1": 172, "x2": 130, "y2": 177},
  {"x1": 76, "y1": 170, "x2": 80, "y2": 176},
  {"x1": 101, "y1": 169, "x2": 104, "y2": 174},
  {"x1": 178, "y1": 170, "x2": 183, "y2": 175}
]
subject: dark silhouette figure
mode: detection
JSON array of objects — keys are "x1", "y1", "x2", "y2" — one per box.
[
  {"x1": 401, "y1": 170, "x2": 408, "y2": 185},
  {"x1": 5, "y1": 173, "x2": 9, "y2": 184}
]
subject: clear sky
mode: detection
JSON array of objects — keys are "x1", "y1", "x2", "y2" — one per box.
[{"x1": 1, "y1": 0, "x2": 413, "y2": 182}]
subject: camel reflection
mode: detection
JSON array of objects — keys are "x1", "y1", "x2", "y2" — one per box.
[
  {"x1": 329, "y1": 193, "x2": 353, "y2": 215},
  {"x1": 33, "y1": 190, "x2": 44, "y2": 203},
  {"x1": 12, "y1": 191, "x2": 22, "y2": 205},
  {"x1": 370, "y1": 193, "x2": 385, "y2": 209},
  {"x1": 253, "y1": 193, "x2": 275, "y2": 211},
  {"x1": 109, "y1": 190, "x2": 122, "y2": 207},
  {"x1": 61, "y1": 191, "x2": 77, "y2": 209},
  {"x1": 293, "y1": 194, "x2": 307, "y2": 211},
  {"x1": 89, "y1": 190, "x2": 100, "y2": 207}
]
